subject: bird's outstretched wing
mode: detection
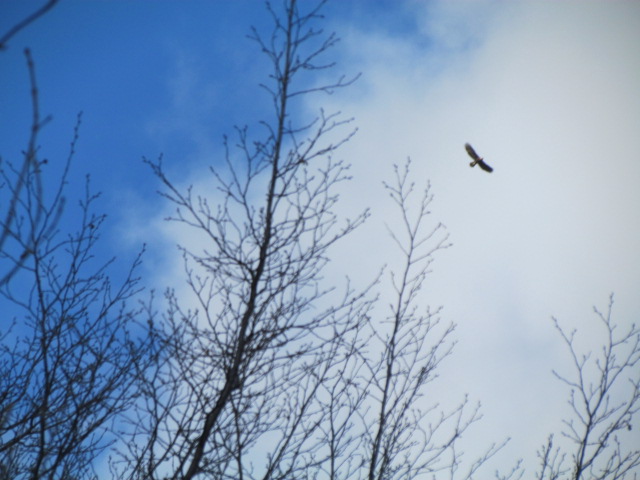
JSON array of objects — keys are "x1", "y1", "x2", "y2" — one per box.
[
  {"x1": 476, "y1": 159, "x2": 493, "y2": 172},
  {"x1": 464, "y1": 143, "x2": 493, "y2": 173},
  {"x1": 464, "y1": 143, "x2": 481, "y2": 161}
]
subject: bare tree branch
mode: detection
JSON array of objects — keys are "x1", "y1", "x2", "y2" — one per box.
[
  {"x1": 535, "y1": 295, "x2": 640, "y2": 480},
  {"x1": 0, "y1": 0, "x2": 59, "y2": 51},
  {"x1": 0, "y1": 49, "x2": 57, "y2": 287}
]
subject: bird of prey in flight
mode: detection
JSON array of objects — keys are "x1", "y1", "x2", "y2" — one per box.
[{"x1": 464, "y1": 143, "x2": 493, "y2": 173}]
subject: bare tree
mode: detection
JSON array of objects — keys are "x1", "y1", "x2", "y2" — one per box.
[
  {"x1": 298, "y1": 160, "x2": 507, "y2": 480},
  {"x1": 356, "y1": 160, "x2": 508, "y2": 480},
  {"x1": 117, "y1": 1, "x2": 368, "y2": 478},
  {"x1": 0, "y1": 48, "x2": 152, "y2": 480},
  {"x1": 1, "y1": 1, "x2": 61, "y2": 286},
  {"x1": 535, "y1": 295, "x2": 640, "y2": 480},
  {"x1": 115, "y1": 1, "x2": 503, "y2": 478}
]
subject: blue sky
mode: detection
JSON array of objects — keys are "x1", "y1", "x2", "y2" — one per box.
[{"x1": 2, "y1": 0, "x2": 640, "y2": 474}]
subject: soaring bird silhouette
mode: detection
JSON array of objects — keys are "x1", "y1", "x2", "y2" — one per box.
[{"x1": 464, "y1": 143, "x2": 493, "y2": 173}]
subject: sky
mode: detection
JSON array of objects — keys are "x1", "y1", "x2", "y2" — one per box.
[{"x1": 1, "y1": 0, "x2": 639, "y2": 476}]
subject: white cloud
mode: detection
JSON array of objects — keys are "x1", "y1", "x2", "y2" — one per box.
[{"x1": 313, "y1": 0, "x2": 640, "y2": 473}]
